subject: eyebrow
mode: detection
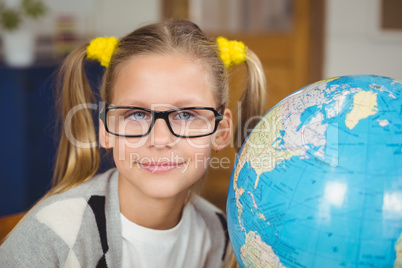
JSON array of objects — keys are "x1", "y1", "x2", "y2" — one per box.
[{"x1": 114, "y1": 99, "x2": 147, "y2": 107}]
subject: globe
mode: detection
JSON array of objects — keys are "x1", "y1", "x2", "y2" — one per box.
[{"x1": 227, "y1": 75, "x2": 402, "y2": 268}]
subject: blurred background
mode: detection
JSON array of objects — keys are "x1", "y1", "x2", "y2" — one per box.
[{"x1": 0, "y1": 0, "x2": 401, "y2": 217}]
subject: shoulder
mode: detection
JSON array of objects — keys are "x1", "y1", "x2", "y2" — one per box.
[
  {"x1": 30, "y1": 168, "x2": 119, "y2": 238},
  {"x1": 190, "y1": 195, "x2": 232, "y2": 267},
  {"x1": 191, "y1": 195, "x2": 227, "y2": 231},
  {"x1": 25, "y1": 168, "x2": 118, "y2": 223},
  {"x1": 58, "y1": 168, "x2": 118, "y2": 198},
  {"x1": 0, "y1": 168, "x2": 120, "y2": 267},
  {"x1": 35, "y1": 168, "x2": 118, "y2": 212}
]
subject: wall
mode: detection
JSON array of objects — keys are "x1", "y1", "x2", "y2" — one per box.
[
  {"x1": 95, "y1": 0, "x2": 160, "y2": 37},
  {"x1": 4, "y1": 0, "x2": 402, "y2": 79},
  {"x1": 17, "y1": 0, "x2": 161, "y2": 38},
  {"x1": 324, "y1": 0, "x2": 402, "y2": 80}
]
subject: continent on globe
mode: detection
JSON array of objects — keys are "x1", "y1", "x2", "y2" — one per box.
[
  {"x1": 234, "y1": 105, "x2": 303, "y2": 190},
  {"x1": 227, "y1": 75, "x2": 402, "y2": 268},
  {"x1": 240, "y1": 231, "x2": 286, "y2": 268},
  {"x1": 345, "y1": 90, "x2": 378, "y2": 129},
  {"x1": 396, "y1": 233, "x2": 402, "y2": 267}
]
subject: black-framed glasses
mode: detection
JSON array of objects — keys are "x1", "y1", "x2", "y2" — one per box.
[{"x1": 100, "y1": 106, "x2": 223, "y2": 138}]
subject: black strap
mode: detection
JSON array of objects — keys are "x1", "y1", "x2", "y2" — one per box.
[{"x1": 216, "y1": 212, "x2": 229, "y2": 261}]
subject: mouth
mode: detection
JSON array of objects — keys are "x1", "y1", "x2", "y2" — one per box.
[{"x1": 137, "y1": 161, "x2": 185, "y2": 173}]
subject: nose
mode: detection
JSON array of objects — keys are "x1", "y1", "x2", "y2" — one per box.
[{"x1": 149, "y1": 118, "x2": 175, "y2": 148}]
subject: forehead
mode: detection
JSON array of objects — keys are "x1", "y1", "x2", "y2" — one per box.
[{"x1": 111, "y1": 54, "x2": 216, "y2": 108}]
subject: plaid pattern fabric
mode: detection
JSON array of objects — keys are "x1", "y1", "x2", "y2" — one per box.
[
  {"x1": 35, "y1": 196, "x2": 109, "y2": 267},
  {"x1": 0, "y1": 169, "x2": 120, "y2": 267}
]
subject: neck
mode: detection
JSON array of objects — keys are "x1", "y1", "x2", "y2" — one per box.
[{"x1": 118, "y1": 179, "x2": 188, "y2": 230}]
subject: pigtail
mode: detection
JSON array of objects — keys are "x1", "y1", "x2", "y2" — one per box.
[
  {"x1": 50, "y1": 44, "x2": 100, "y2": 195},
  {"x1": 233, "y1": 49, "x2": 267, "y2": 151}
]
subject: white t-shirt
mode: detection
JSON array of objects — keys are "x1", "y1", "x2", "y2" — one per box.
[{"x1": 121, "y1": 202, "x2": 212, "y2": 268}]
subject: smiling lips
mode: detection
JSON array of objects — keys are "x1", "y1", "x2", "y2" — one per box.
[{"x1": 138, "y1": 162, "x2": 184, "y2": 173}]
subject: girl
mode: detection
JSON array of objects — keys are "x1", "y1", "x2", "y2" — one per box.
[{"x1": 0, "y1": 19, "x2": 266, "y2": 267}]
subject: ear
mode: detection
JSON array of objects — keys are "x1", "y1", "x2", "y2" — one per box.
[
  {"x1": 212, "y1": 108, "x2": 232, "y2": 151},
  {"x1": 99, "y1": 119, "x2": 112, "y2": 149}
]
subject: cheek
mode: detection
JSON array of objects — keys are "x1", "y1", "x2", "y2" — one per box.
[
  {"x1": 182, "y1": 135, "x2": 213, "y2": 150},
  {"x1": 190, "y1": 149, "x2": 211, "y2": 176},
  {"x1": 112, "y1": 137, "x2": 148, "y2": 162},
  {"x1": 184, "y1": 137, "x2": 212, "y2": 171}
]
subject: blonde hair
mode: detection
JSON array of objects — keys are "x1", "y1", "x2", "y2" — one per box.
[{"x1": 50, "y1": 18, "x2": 266, "y2": 195}]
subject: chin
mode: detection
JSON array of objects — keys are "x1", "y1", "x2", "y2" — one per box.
[{"x1": 143, "y1": 184, "x2": 190, "y2": 201}]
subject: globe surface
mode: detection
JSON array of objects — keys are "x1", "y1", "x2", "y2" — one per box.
[{"x1": 227, "y1": 75, "x2": 402, "y2": 267}]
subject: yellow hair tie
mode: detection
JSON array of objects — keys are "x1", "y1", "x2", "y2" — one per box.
[
  {"x1": 217, "y1": 36, "x2": 247, "y2": 68},
  {"x1": 87, "y1": 37, "x2": 119, "y2": 67}
]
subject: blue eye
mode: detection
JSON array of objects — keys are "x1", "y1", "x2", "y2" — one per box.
[
  {"x1": 175, "y1": 111, "x2": 195, "y2": 120},
  {"x1": 128, "y1": 111, "x2": 149, "y2": 120}
]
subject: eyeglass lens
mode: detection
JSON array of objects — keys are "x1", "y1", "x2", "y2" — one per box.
[{"x1": 106, "y1": 108, "x2": 218, "y2": 137}]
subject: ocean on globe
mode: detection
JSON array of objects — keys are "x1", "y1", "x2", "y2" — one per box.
[{"x1": 227, "y1": 75, "x2": 402, "y2": 268}]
